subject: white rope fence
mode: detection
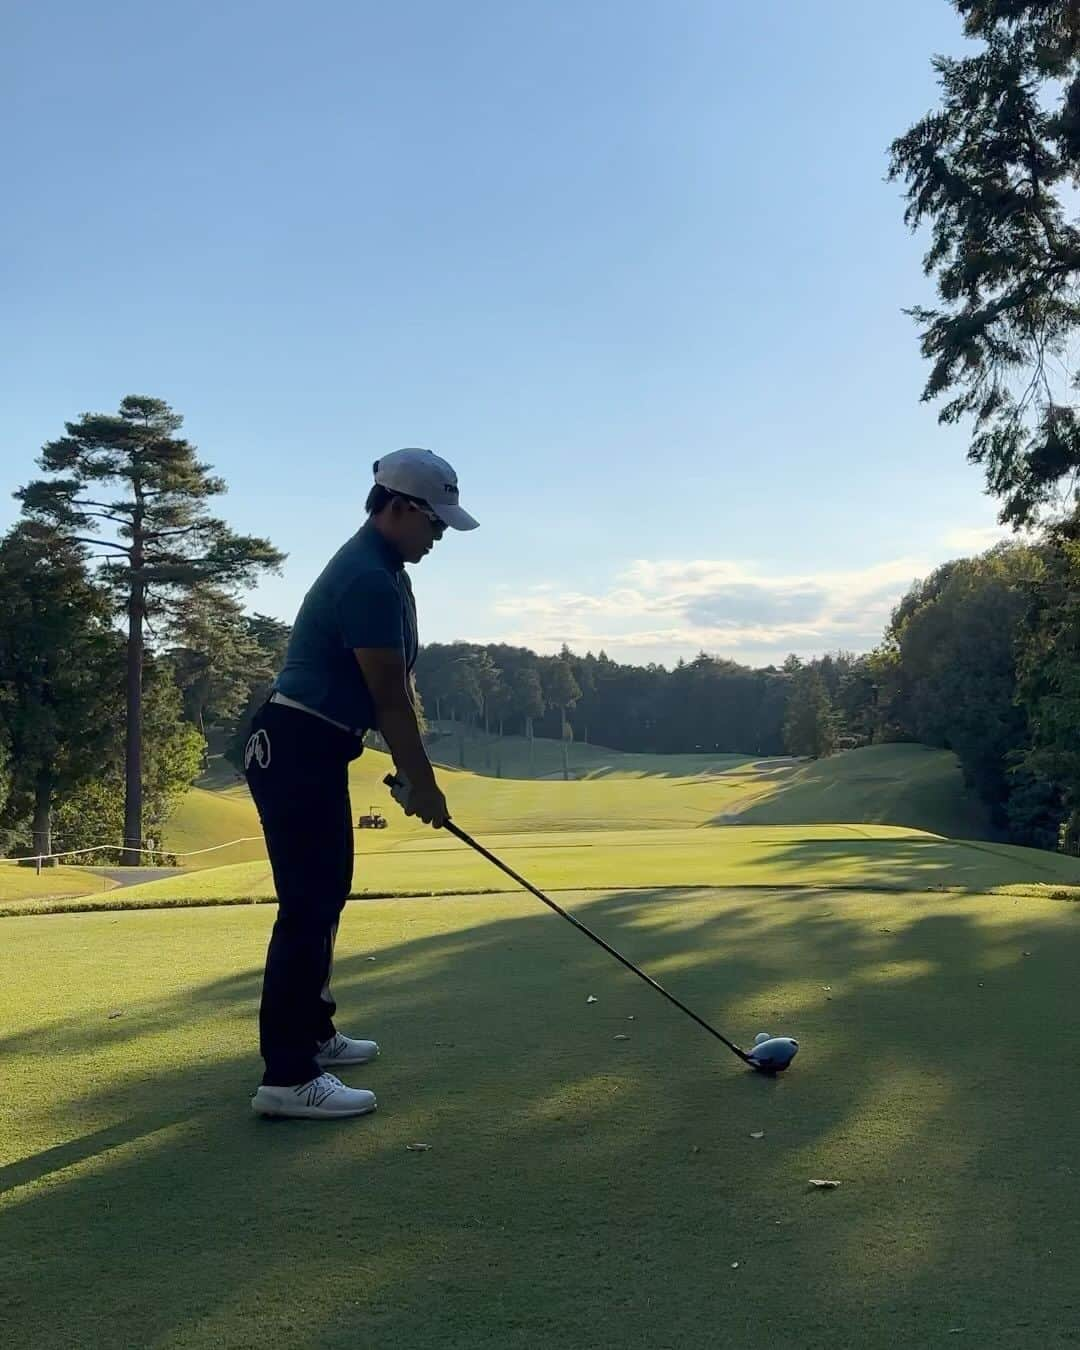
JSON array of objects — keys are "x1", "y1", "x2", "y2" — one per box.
[{"x1": 0, "y1": 836, "x2": 264, "y2": 871}]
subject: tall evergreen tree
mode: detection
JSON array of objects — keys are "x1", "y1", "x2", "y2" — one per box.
[{"x1": 16, "y1": 396, "x2": 283, "y2": 862}]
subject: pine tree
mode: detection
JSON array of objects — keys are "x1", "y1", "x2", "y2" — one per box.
[{"x1": 17, "y1": 396, "x2": 283, "y2": 862}]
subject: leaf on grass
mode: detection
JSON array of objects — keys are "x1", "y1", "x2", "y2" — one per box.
[
  {"x1": 731, "y1": 1262, "x2": 739, "y2": 1269},
  {"x1": 406, "y1": 1143, "x2": 432, "y2": 1152},
  {"x1": 750, "y1": 1131, "x2": 765, "y2": 1140},
  {"x1": 1022, "y1": 951, "x2": 1033, "y2": 958},
  {"x1": 367, "y1": 957, "x2": 377, "y2": 962},
  {"x1": 627, "y1": 1015, "x2": 635, "y2": 1021},
  {"x1": 586, "y1": 995, "x2": 598, "y2": 1003},
  {"x1": 808, "y1": 1179, "x2": 841, "y2": 1189},
  {"x1": 614, "y1": 1034, "x2": 630, "y2": 1041},
  {"x1": 821, "y1": 985, "x2": 832, "y2": 991},
  {"x1": 107, "y1": 1011, "x2": 123, "y2": 1020}
]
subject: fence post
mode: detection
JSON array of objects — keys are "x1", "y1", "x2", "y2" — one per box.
[{"x1": 35, "y1": 854, "x2": 42, "y2": 875}]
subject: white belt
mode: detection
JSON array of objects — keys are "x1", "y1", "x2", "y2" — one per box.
[{"x1": 269, "y1": 690, "x2": 363, "y2": 737}]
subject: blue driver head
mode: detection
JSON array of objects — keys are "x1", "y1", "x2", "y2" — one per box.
[{"x1": 747, "y1": 1033, "x2": 800, "y2": 1074}]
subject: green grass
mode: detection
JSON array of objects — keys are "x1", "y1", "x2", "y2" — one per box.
[
  {"x1": 3, "y1": 888, "x2": 1079, "y2": 1347},
  {"x1": 423, "y1": 722, "x2": 762, "y2": 779},
  {"x1": 5, "y1": 742, "x2": 1066, "y2": 915},
  {"x1": 165, "y1": 741, "x2": 992, "y2": 866},
  {"x1": 738, "y1": 742, "x2": 992, "y2": 838},
  {"x1": 18, "y1": 821, "x2": 1080, "y2": 916},
  {"x1": 162, "y1": 783, "x2": 267, "y2": 868},
  {"x1": 0, "y1": 742, "x2": 993, "y2": 910},
  {"x1": 4, "y1": 738, "x2": 1078, "y2": 1343},
  {"x1": 0, "y1": 864, "x2": 117, "y2": 902},
  {"x1": 167, "y1": 743, "x2": 777, "y2": 868}
]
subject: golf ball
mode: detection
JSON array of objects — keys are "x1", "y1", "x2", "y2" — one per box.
[{"x1": 754, "y1": 1032, "x2": 772, "y2": 1046}]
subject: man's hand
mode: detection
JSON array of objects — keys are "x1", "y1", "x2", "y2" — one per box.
[
  {"x1": 389, "y1": 773, "x2": 449, "y2": 828},
  {"x1": 407, "y1": 783, "x2": 450, "y2": 828}
]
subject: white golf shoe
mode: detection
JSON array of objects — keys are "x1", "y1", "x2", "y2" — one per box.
[
  {"x1": 316, "y1": 1032, "x2": 380, "y2": 1067},
  {"x1": 251, "y1": 1073, "x2": 377, "y2": 1120}
]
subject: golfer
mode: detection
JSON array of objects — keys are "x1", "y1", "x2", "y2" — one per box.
[{"x1": 243, "y1": 449, "x2": 478, "y2": 1119}]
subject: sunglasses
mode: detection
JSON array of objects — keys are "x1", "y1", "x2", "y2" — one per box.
[{"x1": 405, "y1": 497, "x2": 445, "y2": 536}]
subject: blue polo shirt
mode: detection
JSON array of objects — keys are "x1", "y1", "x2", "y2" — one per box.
[{"x1": 273, "y1": 521, "x2": 418, "y2": 732}]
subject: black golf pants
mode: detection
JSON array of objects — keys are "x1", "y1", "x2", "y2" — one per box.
[{"x1": 244, "y1": 701, "x2": 363, "y2": 1086}]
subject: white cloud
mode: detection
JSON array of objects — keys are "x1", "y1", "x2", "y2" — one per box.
[
  {"x1": 483, "y1": 554, "x2": 933, "y2": 666},
  {"x1": 475, "y1": 524, "x2": 1042, "y2": 666}
]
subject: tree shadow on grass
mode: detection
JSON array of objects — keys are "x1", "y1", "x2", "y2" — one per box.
[
  {"x1": 2, "y1": 888, "x2": 1079, "y2": 1348},
  {"x1": 734, "y1": 832, "x2": 1080, "y2": 894}
]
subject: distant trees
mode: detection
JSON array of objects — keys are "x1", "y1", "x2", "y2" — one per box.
[
  {"x1": 783, "y1": 666, "x2": 836, "y2": 759},
  {"x1": 413, "y1": 643, "x2": 799, "y2": 758}
]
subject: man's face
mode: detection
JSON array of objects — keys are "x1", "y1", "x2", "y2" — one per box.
[{"x1": 395, "y1": 497, "x2": 446, "y2": 564}]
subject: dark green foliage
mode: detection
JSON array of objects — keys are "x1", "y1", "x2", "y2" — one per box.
[
  {"x1": 169, "y1": 592, "x2": 280, "y2": 737},
  {"x1": 0, "y1": 521, "x2": 206, "y2": 862},
  {"x1": 783, "y1": 666, "x2": 836, "y2": 759},
  {"x1": 1014, "y1": 520, "x2": 1080, "y2": 839},
  {"x1": 879, "y1": 543, "x2": 1060, "y2": 839},
  {"x1": 0, "y1": 524, "x2": 119, "y2": 859},
  {"x1": 16, "y1": 396, "x2": 283, "y2": 859},
  {"x1": 51, "y1": 662, "x2": 204, "y2": 863},
  {"x1": 415, "y1": 643, "x2": 796, "y2": 758},
  {"x1": 890, "y1": 1, "x2": 1080, "y2": 523}
]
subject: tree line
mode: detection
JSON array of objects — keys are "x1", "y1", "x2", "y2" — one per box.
[{"x1": 5, "y1": 393, "x2": 1080, "y2": 863}]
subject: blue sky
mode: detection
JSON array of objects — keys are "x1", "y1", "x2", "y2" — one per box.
[{"x1": 1, "y1": 0, "x2": 1009, "y2": 667}]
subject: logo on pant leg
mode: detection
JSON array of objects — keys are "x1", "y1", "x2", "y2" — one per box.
[{"x1": 244, "y1": 728, "x2": 272, "y2": 770}]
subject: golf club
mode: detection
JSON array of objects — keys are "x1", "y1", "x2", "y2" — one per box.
[{"x1": 383, "y1": 773, "x2": 799, "y2": 1074}]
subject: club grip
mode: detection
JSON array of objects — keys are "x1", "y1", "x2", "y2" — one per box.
[{"x1": 383, "y1": 772, "x2": 451, "y2": 827}]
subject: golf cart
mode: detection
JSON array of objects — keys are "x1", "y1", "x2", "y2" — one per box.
[{"x1": 357, "y1": 805, "x2": 388, "y2": 830}]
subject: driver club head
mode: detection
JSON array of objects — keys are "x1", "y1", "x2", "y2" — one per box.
[{"x1": 746, "y1": 1034, "x2": 800, "y2": 1074}]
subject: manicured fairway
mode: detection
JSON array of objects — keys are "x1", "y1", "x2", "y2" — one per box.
[
  {"x1": 157, "y1": 742, "x2": 991, "y2": 873},
  {"x1": 2, "y1": 887, "x2": 1080, "y2": 1348}
]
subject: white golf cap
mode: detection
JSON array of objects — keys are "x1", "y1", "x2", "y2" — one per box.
[{"x1": 372, "y1": 447, "x2": 479, "y2": 531}]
